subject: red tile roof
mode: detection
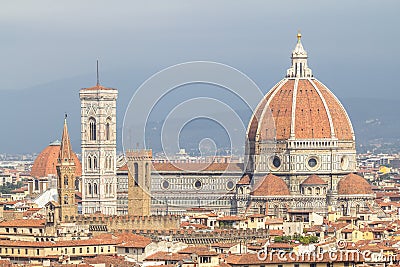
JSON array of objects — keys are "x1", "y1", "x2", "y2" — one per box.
[
  {"x1": 337, "y1": 173, "x2": 373, "y2": 195},
  {"x1": 0, "y1": 219, "x2": 46, "y2": 228},
  {"x1": 301, "y1": 174, "x2": 327, "y2": 185},
  {"x1": 81, "y1": 84, "x2": 116, "y2": 91},
  {"x1": 152, "y1": 162, "x2": 243, "y2": 172},
  {"x1": 145, "y1": 251, "x2": 188, "y2": 261},
  {"x1": 248, "y1": 78, "x2": 354, "y2": 142},
  {"x1": 118, "y1": 162, "x2": 243, "y2": 173},
  {"x1": 251, "y1": 174, "x2": 290, "y2": 196},
  {"x1": 237, "y1": 174, "x2": 251, "y2": 185}
]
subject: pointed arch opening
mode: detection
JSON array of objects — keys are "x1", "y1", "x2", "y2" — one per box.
[
  {"x1": 94, "y1": 183, "x2": 98, "y2": 195},
  {"x1": 93, "y1": 156, "x2": 98, "y2": 170},
  {"x1": 134, "y1": 163, "x2": 139, "y2": 186},
  {"x1": 89, "y1": 117, "x2": 97, "y2": 141},
  {"x1": 75, "y1": 178, "x2": 80, "y2": 191},
  {"x1": 105, "y1": 117, "x2": 111, "y2": 141}
]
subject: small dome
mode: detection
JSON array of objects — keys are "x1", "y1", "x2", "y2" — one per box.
[
  {"x1": 301, "y1": 174, "x2": 327, "y2": 185},
  {"x1": 251, "y1": 173, "x2": 290, "y2": 196},
  {"x1": 337, "y1": 173, "x2": 372, "y2": 195},
  {"x1": 31, "y1": 142, "x2": 82, "y2": 178}
]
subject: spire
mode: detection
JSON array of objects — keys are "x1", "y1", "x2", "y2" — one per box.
[
  {"x1": 96, "y1": 59, "x2": 100, "y2": 86},
  {"x1": 286, "y1": 32, "x2": 313, "y2": 78},
  {"x1": 59, "y1": 114, "x2": 73, "y2": 163}
]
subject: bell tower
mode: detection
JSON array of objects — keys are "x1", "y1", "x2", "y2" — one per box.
[
  {"x1": 126, "y1": 150, "x2": 152, "y2": 216},
  {"x1": 80, "y1": 70, "x2": 118, "y2": 215},
  {"x1": 56, "y1": 115, "x2": 77, "y2": 221}
]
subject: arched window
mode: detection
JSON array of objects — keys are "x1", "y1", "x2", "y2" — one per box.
[
  {"x1": 316, "y1": 187, "x2": 321, "y2": 195},
  {"x1": 64, "y1": 175, "x2": 69, "y2": 186},
  {"x1": 88, "y1": 155, "x2": 92, "y2": 170},
  {"x1": 145, "y1": 162, "x2": 150, "y2": 187},
  {"x1": 93, "y1": 156, "x2": 98, "y2": 169},
  {"x1": 134, "y1": 163, "x2": 139, "y2": 186},
  {"x1": 307, "y1": 187, "x2": 312, "y2": 195},
  {"x1": 75, "y1": 178, "x2": 80, "y2": 191},
  {"x1": 88, "y1": 184, "x2": 92, "y2": 195},
  {"x1": 94, "y1": 183, "x2": 98, "y2": 195},
  {"x1": 106, "y1": 156, "x2": 112, "y2": 170},
  {"x1": 105, "y1": 118, "x2": 111, "y2": 141},
  {"x1": 64, "y1": 195, "x2": 68, "y2": 205},
  {"x1": 105, "y1": 183, "x2": 109, "y2": 195},
  {"x1": 89, "y1": 117, "x2": 97, "y2": 141},
  {"x1": 109, "y1": 184, "x2": 112, "y2": 194},
  {"x1": 145, "y1": 163, "x2": 149, "y2": 179},
  {"x1": 258, "y1": 205, "x2": 264, "y2": 215}
]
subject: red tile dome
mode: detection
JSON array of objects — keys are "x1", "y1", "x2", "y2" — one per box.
[
  {"x1": 247, "y1": 35, "x2": 354, "y2": 143},
  {"x1": 251, "y1": 173, "x2": 290, "y2": 196},
  {"x1": 337, "y1": 173, "x2": 373, "y2": 195},
  {"x1": 31, "y1": 141, "x2": 82, "y2": 178},
  {"x1": 247, "y1": 78, "x2": 354, "y2": 142}
]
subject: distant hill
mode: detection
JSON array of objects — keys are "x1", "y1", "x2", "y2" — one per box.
[{"x1": 1, "y1": 74, "x2": 399, "y2": 154}]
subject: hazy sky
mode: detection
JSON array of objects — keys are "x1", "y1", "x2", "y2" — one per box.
[{"x1": 0, "y1": 1, "x2": 399, "y2": 154}]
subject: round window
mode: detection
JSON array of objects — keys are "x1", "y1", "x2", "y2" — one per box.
[
  {"x1": 161, "y1": 180, "x2": 170, "y2": 190},
  {"x1": 340, "y1": 156, "x2": 349, "y2": 171},
  {"x1": 194, "y1": 180, "x2": 202, "y2": 190},
  {"x1": 308, "y1": 158, "x2": 318, "y2": 168},
  {"x1": 272, "y1": 156, "x2": 281, "y2": 168},
  {"x1": 226, "y1": 180, "x2": 234, "y2": 190}
]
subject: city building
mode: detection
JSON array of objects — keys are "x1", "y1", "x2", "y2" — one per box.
[
  {"x1": 29, "y1": 140, "x2": 81, "y2": 196},
  {"x1": 80, "y1": 80, "x2": 118, "y2": 215}
]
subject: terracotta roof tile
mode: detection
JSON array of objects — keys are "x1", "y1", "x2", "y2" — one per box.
[
  {"x1": 301, "y1": 174, "x2": 327, "y2": 185},
  {"x1": 31, "y1": 144, "x2": 81, "y2": 178},
  {"x1": 0, "y1": 219, "x2": 46, "y2": 227},
  {"x1": 226, "y1": 252, "x2": 364, "y2": 265},
  {"x1": 152, "y1": 162, "x2": 243, "y2": 172},
  {"x1": 248, "y1": 78, "x2": 354, "y2": 142},
  {"x1": 338, "y1": 173, "x2": 373, "y2": 195},
  {"x1": 251, "y1": 174, "x2": 290, "y2": 196},
  {"x1": 81, "y1": 84, "x2": 116, "y2": 91},
  {"x1": 237, "y1": 174, "x2": 251, "y2": 185},
  {"x1": 145, "y1": 251, "x2": 188, "y2": 261},
  {"x1": 217, "y1": 216, "x2": 243, "y2": 221}
]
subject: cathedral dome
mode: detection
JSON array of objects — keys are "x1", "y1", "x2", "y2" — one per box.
[
  {"x1": 251, "y1": 173, "x2": 290, "y2": 196},
  {"x1": 31, "y1": 141, "x2": 82, "y2": 178},
  {"x1": 337, "y1": 173, "x2": 373, "y2": 195},
  {"x1": 247, "y1": 34, "x2": 354, "y2": 142}
]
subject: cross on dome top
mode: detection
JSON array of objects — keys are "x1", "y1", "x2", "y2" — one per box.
[{"x1": 286, "y1": 32, "x2": 313, "y2": 78}]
